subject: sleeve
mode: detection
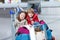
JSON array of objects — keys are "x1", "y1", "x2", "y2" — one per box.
[
  {"x1": 33, "y1": 14, "x2": 39, "y2": 22},
  {"x1": 25, "y1": 20, "x2": 28, "y2": 25},
  {"x1": 35, "y1": 15, "x2": 39, "y2": 22},
  {"x1": 26, "y1": 16, "x2": 31, "y2": 24},
  {"x1": 14, "y1": 19, "x2": 19, "y2": 28}
]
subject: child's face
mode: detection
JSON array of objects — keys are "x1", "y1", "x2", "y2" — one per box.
[
  {"x1": 28, "y1": 12, "x2": 34, "y2": 18},
  {"x1": 20, "y1": 13, "x2": 25, "y2": 20}
]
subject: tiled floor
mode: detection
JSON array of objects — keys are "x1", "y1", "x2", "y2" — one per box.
[
  {"x1": 39, "y1": 15, "x2": 60, "y2": 40},
  {"x1": 0, "y1": 18, "x2": 12, "y2": 40}
]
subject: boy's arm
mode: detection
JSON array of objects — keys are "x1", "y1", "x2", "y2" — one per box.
[
  {"x1": 35, "y1": 16, "x2": 39, "y2": 22},
  {"x1": 33, "y1": 14, "x2": 39, "y2": 22}
]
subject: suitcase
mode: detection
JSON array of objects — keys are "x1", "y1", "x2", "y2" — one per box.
[{"x1": 16, "y1": 34, "x2": 30, "y2": 40}]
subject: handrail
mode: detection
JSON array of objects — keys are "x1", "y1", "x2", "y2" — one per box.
[{"x1": 41, "y1": 6, "x2": 60, "y2": 8}]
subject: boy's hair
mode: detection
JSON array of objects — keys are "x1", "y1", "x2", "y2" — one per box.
[
  {"x1": 27, "y1": 8, "x2": 35, "y2": 14},
  {"x1": 17, "y1": 11, "x2": 27, "y2": 21}
]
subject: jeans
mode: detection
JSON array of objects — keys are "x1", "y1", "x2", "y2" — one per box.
[{"x1": 33, "y1": 22, "x2": 41, "y2": 29}]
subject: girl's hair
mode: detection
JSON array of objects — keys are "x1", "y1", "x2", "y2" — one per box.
[
  {"x1": 17, "y1": 11, "x2": 27, "y2": 21},
  {"x1": 27, "y1": 8, "x2": 35, "y2": 14}
]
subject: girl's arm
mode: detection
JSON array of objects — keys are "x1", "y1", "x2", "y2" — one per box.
[
  {"x1": 26, "y1": 20, "x2": 28, "y2": 25},
  {"x1": 14, "y1": 19, "x2": 19, "y2": 28},
  {"x1": 14, "y1": 22, "x2": 18, "y2": 28}
]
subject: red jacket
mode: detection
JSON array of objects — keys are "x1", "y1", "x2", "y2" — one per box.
[{"x1": 26, "y1": 14, "x2": 39, "y2": 25}]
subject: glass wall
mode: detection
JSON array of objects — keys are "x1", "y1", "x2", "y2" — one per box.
[
  {"x1": 55, "y1": 0, "x2": 60, "y2": 1},
  {"x1": 0, "y1": 0, "x2": 4, "y2": 3},
  {"x1": 42, "y1": 0, "x2": 49, "y2": 1},
  {"x1": 21, "y1": 0, "x2": 28, "y2": 2}
]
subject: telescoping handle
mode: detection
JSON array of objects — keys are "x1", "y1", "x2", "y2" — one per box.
[{"x1": 9, "y1": 10, "x2": 16, "y2": 40}]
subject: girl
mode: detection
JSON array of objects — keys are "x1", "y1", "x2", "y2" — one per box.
[
  {"x1": 15, "y1": 11, "x2": 30, "y2": 40},
  {"x1": 15, "y1": 11, "x2": 27, "y2": 32},
  {"x1": 26, "y1": 8, "x2": 39, "y2": 25}
]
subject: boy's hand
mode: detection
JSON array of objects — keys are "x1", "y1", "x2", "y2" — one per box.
[
  {"x1": 31, "y1": 21, "x2": 34, "y2": 25},
  {"x1": 28, "y1": 24, "x2": 32, "y2": 27}
]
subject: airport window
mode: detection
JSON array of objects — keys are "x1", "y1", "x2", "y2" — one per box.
[
  {"x1": 42, "y1": 0, "x2": 49, "y2": 1},
  {"x1": 21, "y1": 0, "x2": 28, "y2": 2},
  {"x1": 0, "y1": 0, "x2": 4, "y2": 3},
  {"x1": 55, "y1": 0, "x2": 60, "y2": 1},
  {"x1": 45, "y1": 0, "x2": 49, "y2": 1}
]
